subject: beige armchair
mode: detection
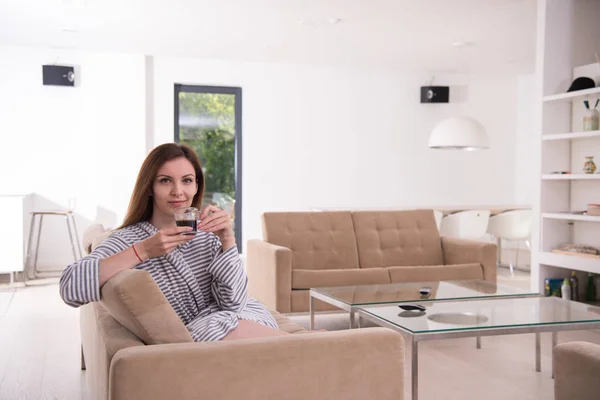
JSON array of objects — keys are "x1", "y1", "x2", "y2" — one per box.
[
  {"x1": 554, "y1": 341, "x2": 600, "y2": 400},
  {"x1": 80, "y1": 226, "x2": 405, "y2": 400}
]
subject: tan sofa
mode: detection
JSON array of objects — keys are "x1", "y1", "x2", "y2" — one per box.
[
  {"x1": 247, "y1": 209, "x2": 497, "y2": 313},
  {"x1": 80, "y1": 228, "x2": 405, "y2": 400},
  {"x1": 554, "y1": 341, "x2": 600, "y2": 400}
]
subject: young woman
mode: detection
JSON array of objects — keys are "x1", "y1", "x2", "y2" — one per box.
[{"x1": 59, "y1": 143, "x2": 280, "y2": 341}]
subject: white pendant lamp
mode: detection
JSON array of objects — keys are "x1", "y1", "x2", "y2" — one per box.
[{"x1": 428, "y1": 116, "x2": 489, "y2": 151}]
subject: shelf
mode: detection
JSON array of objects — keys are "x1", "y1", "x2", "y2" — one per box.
[
  {"x1": 542, "y1": 212, "x2": 600, "y2": 222},
  {"x1": 543, "y1": 87, "x2": 600, "y2": 102},
  {"x1": 538, "y1": 251, "x2": 600, "y2": 274},
  {"x1": 542, "y1": 174, "x2": 600, "y2": 180},
  {"x1": 542, "y1": 130, "x2": 600, "y2": 140}
]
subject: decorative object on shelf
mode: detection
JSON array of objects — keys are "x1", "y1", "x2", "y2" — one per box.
[
  {"x1": 583, "y1": 99, "x2": 599, "y2": 131},
  {"x1": 544, "y1": 278, "x2": 563, "y2": 297},
  {"x1": 588, "y1": 204, "x2": 600, "y2": 216},
  {"x1": 554, "y1": 243, "x2": 599, "y2": 255},
  {"x1": 583, "y1": 156, "x2": 597, "y2": 174},
  {"x1": 569, "y1": 271, "x2": 579, "y2": 301},
  {"x1": 561, "y1": 278, "x2": 572, "y2": 300},
  {"x1": 586, "y1": 273, "x2": 597, "y2": 302},
  {"x1": 428, "y1": 116, "x2": 490, "y2": 150},
  {"x1": 567, "y1": 76, "x2": 596, "y2": 92}
]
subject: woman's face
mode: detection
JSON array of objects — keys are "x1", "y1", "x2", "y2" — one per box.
[{"x1": 152, "y1": 157, "x2": 198, "y2": 218}]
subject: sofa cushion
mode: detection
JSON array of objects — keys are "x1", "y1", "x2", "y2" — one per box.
[
  {"x1": 262, "y1": 211, "x2": 360, "y2": 270},
  {"x1": 352, "y1": 210, "x2": 444, "y2": 268},
  {"x1": 292, "y1": 268, "x2": 390, "y2": 289},
  {"x1": 100, "y1": 269, "x2": 194, "y2": 345},
  {"x1": 388, "y1": 263, "x2": 483, "y2": 283}
]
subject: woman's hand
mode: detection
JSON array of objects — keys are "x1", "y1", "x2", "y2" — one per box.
[
  {"x1": 136, "y1": 227, "x2": 195, "y2": 260},
  {"x1": 199, "y1": 205, "x2": 236, "y2": 251}
]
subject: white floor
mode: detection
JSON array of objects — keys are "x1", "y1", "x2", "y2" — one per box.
[{"x1": 0, "y1": 268, "x2": 598, "y2": 399}]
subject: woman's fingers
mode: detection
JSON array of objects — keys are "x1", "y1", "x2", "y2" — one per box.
[
  {"x1": 200, "y1": 205, "x2": 220, "y2": 220},
  {"x1": 200, "y1": 215, "x2": 230, "y2": 232}
]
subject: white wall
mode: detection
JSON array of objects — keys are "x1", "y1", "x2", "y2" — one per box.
[
  {"x1": 515, "y1": 73, "x2": 536, "y2": 205},
  {"x1": 0, "y1": 46, "x2": 146, "y2": 269},
  {"x1": 0, "y1": 47, "x2": 535, "y2": 269},
  {"x1": 154, "y1": 57, "x2": 529, "y2": 250}
]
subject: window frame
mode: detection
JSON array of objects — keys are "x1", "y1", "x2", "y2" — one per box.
[{"x1": 174, "y1": 84, "x2": 243, "y2": 252}]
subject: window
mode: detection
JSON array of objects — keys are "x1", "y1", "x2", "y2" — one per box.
[{"x1": 174, "y1": 85, "x2": 242, "y2": 251}]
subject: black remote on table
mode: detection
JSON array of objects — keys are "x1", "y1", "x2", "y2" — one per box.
[{"x1": 398, "y1": 304, "x2": 426, "y2": 312}]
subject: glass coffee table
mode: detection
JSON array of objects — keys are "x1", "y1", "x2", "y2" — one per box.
[
  {"x1": 309, "y1": 280, "x2": 538, "y2": 331},
  {"x1": 357, "y1": 296, "x2": 600, "y2": 400}
]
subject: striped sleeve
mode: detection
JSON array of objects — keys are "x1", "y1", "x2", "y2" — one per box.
[
  {"x1": 206, "y1": 236, "x2": 248, "y2": 313},
  {"x1": 59, "y1": 232, "x2": 130, "y2": 308}
]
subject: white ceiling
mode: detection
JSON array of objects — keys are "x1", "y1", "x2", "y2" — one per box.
[{"x1": 0, "y1": 0, "x2": 537, "y2": 73}]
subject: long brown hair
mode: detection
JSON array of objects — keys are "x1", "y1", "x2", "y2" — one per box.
[{"x1": 119, "y1": 143, "x2": 204, "y2": 229}]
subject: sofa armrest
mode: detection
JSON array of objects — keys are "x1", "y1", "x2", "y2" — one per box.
[
  {"x1": 246, "y1": 239, "x2": 293, "y2": 313},
  {"x1": 554, "y1": 341, "x2": 600, "y2": 400},
  {"x1": 441, "y1": 237, "x2": 497, "y2": 282},
  {"x1": 109, "y1": 328, "x2": 404, "y2": 400}
]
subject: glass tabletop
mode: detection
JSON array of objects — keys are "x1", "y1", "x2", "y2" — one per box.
[
  {"x1": 310, "y1": 280, "x2": 538, "y2": 306},
  {"x1": 359, "y1": 296, "x2": 600, "y2": 334}
]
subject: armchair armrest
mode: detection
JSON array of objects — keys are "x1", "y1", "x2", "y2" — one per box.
[
  {"x1": 109, "y1": 328, "x2": 404, "y2": 400},
  {"x1": 554, "y1": 341, "x2": 600, "y2": 400},
  {"x1": 246, "y1": 239, "x2": 293, "y2": 313},
  {"x1": 441, "y1": 237, "x2": 497, "y2": 282}
]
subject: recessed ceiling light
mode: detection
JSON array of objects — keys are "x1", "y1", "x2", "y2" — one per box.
[
  {"x1": 300, "y1": 18, "x2": 342, "y2": 27},
  {"x1": 452, "y1": 41, "x2": 475, "y2": 48}
]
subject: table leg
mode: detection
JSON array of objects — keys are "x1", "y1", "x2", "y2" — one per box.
[
  {"x1": 411, "y1": 339, "x2": 419, "y2": 400},
  {"x1": 476, "y1": 336, "x2": 481, "y2": 349},
  {"x1": 535, "y1": 332, "x2": 541, "y2": 372},
  {"x1": 309, "y1": 295, "x2": 315, "y2": 330},
  {"x1": 551, "y1": 332, "x2": 557, "y2": 378},
  {"x1": 350, "y1": 310, "x2": 355, "y2": 329}
]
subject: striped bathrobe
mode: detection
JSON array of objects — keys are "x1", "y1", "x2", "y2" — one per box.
[{"x1": 59, "y1": 221, "x2": 277, "y2": 341}]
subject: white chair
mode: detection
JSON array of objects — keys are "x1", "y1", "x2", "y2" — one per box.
[
  {"x1": 486, "y1": 209, "x2": 532, "y2": 275},
  {"x1": 439, "y1": 210, "x2": 491, "y2": 240},
  {"x1": 433, "y1": 210, "x2": 444, "y2": 232}
]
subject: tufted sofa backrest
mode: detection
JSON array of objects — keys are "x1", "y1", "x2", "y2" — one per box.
[
  {"x1": 351, "y1": 210, "x2": 444, "y2": 268},
  {"x1": 262, "y1": 211, "x2": 360, "y2": 270}
]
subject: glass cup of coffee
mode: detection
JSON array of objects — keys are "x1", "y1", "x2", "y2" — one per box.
[{"x1": 173, "y1": 206, "x2": 199, "y2": 235}]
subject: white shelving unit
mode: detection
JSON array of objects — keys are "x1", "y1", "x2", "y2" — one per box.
[
  {"x1": 542, "y1": 130, "x2": 600, "y2": 141},
  {"x1": 541, "y1": 213, "x2": 600, "y2": 222},
  {"x1": 532, "y1": 0, "x2": 600, "y2": 297},
  {"x1": 542, "y1": 174, "x2": 600, "y2": 180},
  {"x1": 542, "y1": 86, "x2": 600, "y2": 103},
  {"x1": 538, "y1": 252, "x2": 600, "y2": 274}
]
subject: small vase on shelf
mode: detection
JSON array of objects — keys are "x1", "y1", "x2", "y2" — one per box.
[
  {"x1": 583, "y1": 99, "x2": 600, "y2": 131},
  {"x1": 584, "y1": 156, "x2": 597, "y2": 174}
]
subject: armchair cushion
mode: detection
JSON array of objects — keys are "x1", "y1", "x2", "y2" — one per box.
[
  {"x1": 554, "y1": 341, "x2": 600, "y2": 400},
  {"x1": 100, "y1": 269, "x2": 194, "y2": 345}
]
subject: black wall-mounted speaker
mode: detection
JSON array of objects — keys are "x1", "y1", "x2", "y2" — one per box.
[
  {"x1": 42, "y1": 65, "x2": 75, "y2": 86},
  {"x1": 420, "y1": 86, "x2": 449, "y2": 103}
]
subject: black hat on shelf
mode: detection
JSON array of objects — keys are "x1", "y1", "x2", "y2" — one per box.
[{"x1": 567, "y1": 77, "x2": 596, "y2": 92}]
